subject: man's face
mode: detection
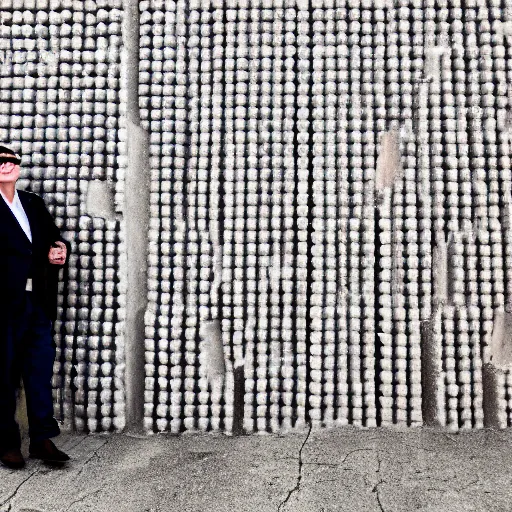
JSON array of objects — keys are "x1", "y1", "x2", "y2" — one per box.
[{"x1": 0, "y1": 161, "x2": 20, "y2": 183}]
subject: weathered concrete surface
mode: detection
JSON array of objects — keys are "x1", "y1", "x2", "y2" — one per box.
[
  {"x1": 84, "y1": 180, "x2": 116, "y2": 221},
  {"x1": 375, "y1": 130, "x2": 401, "y2": 191},
  {"x1": 1, "y1": 427, "x2": 511, "y2": 512},
  {"x1": 121, "y1": 0, "x2": 150, "y2": 433},
  {"x1": 489, "y1": 311, "x2": 512, "y2": 369}
]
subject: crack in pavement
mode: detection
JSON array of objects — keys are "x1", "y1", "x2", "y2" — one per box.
[
  {"x1": 66, "y1": 485, "x2": 106, "y2": 512},
  {"x1": 412, "y1": 473, "x2": 458, "y2": 484},
  {"x1": 292, "y1": 447, "x2": 378, "y2": 470},
  {"x1": 0, "y1": 468, "x2": 40, "y2": 510},
  {"x1": 455, "y1": 478, "x2": 479, "y2": 492},
  {"x1": 74, "y1": 439, "x2": 110, "y2": 479},
  {"x1": 372, "y1": 452, "x2": 388, "y2": 512},
  {"x1": 424, "y1": 477, "x2": 479, "y2": 495},
  {"x1": 277, "y1": 421, "x2": 313, "y2": 512},
  {"x1": 338, "y1": 447, "x2": 377, "y2": 468},
  {"x1": 395, "y1": 441, "x2": 440, "y2": 453},
  {"x1": 374, "y1": 481, "x2": 387, "y2": 512}
]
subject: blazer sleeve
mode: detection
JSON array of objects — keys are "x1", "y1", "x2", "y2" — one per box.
[{"x1": 37, "y1": 195, "x2": 71, "y2": 267}]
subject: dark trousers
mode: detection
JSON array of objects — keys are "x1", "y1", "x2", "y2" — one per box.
[{"x1": 0, "y1": 291, "x2": 60, "y2": 453}]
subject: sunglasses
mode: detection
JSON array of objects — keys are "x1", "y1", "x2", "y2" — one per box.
[{"x1": 0, "y1": 156, "x2": 21, "y2": 165}]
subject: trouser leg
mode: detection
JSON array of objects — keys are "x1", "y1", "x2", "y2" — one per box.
[
  {"x1": 20, "y1": 293, "x2": 60, "y2": 443},
  {"x1": 0, "y1": 318, "x2": 25, "y2": 454}
]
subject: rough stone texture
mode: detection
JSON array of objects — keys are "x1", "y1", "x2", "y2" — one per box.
[
  {"x1": 1, "y1": 428, "x2": 512, "y2": 512},
  {"x1": 84, "y1": 180, "x2": 116, "y2": 221},
  {"x1": 482, "y1": 363, "x2": 505, "y2": 429},
  {"x1": 489, "y1": 311, "x2": 512, "y2": 369},
  {"x1": 420, "y1": 319, "x2": 440, "y2": 427},
  {"x1": 122, "y1": 119, "x2": 150, "y2": 433},
  {"x1": 375, "y1": 130, "x2": 402, "y2": 191},
  {"x1": 423, "y1": 46, "x2": 448, "y2": 80},
  {"x1": 120, "y1": 0, "x2": 150, "y2": 435},
  {"x1": 199, "y1": 319, "x2": 226, "y2": 383},
  {"x1": 432, "y1": 237, "x2": 448, "y2": 305}
]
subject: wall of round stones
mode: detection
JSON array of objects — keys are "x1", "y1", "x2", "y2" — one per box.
[
  {"x1": 139, "y1": 0, "x2": 512, "y2": 434},
  {"x1": 0, "y1": 0, "x2": 126, "y2": 434},
  {"x1": 4, "y1": 0, "x2": 512, "y2": 436}
]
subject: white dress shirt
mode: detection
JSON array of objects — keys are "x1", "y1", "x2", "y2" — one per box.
[{"x1": 0, "y1": 189, "x2": 32, "y2": 243}]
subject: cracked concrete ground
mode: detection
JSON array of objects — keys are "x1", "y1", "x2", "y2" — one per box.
[{"x1": 0, "y1": 426, "x2": 511, "y2": 512}]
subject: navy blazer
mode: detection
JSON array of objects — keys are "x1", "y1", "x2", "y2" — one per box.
[{"x1": 0, "y1": 190, "x2": 70, "y2": 323}]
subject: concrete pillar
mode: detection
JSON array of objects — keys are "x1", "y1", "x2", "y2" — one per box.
[
  {"x1": 482, "y1": 363, "x2": 505, "y2": 428},
  {"x1": 420, "y1": 317, "x2": 441, "y2": 426},
  {"x1": 482, "y1": 312, "x2": 512, "y2": 428},
  {"x1": 122, "y1": 0, "x2": 150, "y2": 433},
  {"x1": 432, "y1": 235, "x2": 448, "y2": 304}
]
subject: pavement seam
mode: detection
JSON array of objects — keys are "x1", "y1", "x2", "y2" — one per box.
[
  {"x1": 277, "y1": 421, "x2": 313, "y2": 512},
  {"x1": 74, "y1": 439, "x2": 110, "y2": 479},
  {"x1": 64, "y1": 436, "x2": 89, "y2": 453}
]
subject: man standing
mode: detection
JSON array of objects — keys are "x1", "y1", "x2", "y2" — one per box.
[{"x1": 0, "y1": 143, "x2": 71, "y2": 468}]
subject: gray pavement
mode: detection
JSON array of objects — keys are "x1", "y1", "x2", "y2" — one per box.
[{"x1": 0, "y1": 426, "x2": 510, "y2": 512}]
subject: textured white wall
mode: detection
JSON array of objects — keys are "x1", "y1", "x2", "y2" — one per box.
[
  {"x1": 2, "y1": 0, "x2": 512, "y2": 435},
  {"x1": 139, "y1": 0, "x2": 512, "y2": 433},
  {"x1": 1, "y1": 0, "x2": 127, "y2": 434}
]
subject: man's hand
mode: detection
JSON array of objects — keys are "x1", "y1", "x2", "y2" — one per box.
[{"x1": 48, "y1": 241, "x2": 67, "y2": 265}]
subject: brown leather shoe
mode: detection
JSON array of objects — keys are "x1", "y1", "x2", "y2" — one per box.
[
  {"x1": 0, "y1": 448, "x2": 25, "y2": 469},
  {"x1": 29, "y1": 439, "x2": 70, "y2": 463}
]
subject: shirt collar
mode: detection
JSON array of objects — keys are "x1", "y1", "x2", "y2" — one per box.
[{"x1": 0, "y1": 188, "x2": 19, "y2": 207}]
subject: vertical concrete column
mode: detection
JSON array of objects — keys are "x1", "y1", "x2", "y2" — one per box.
[
  {"x1": 420, "y1": 306, "x2": 444, "y2": 426},
  {"x1": 122, "y1": 0, "x2": 150, "y2": 432},
  {"x1": 482, "y1": 363, "x2": 502, "y2": 428},
  {"x1": 482, "y1": 312, "x2": 512, "y2": 428}
]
